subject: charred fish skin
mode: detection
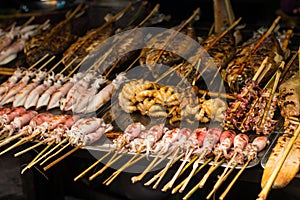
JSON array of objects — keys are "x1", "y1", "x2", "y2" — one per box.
[
  {"x1": 225, "y1": 32, "x2": 283, "y2": 93},
  {"x1": 63, "y1": 25, "x2": 114, "y2": 69}
]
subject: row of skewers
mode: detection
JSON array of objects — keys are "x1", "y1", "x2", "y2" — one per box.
[{"x1": 0, "y1": 1, "x2": 298, "y2": 200}]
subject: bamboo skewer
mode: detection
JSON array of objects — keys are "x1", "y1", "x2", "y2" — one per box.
[
  {"x1": 14, "y1": 140, "x2": 44, "y2": 157},
  {"x1": 40, "y1": 142, "x2": 71, "y2": 166},
  {"x1": 74, "y1": 150, "x2": 112, "y2": 181},
  {"x1": 67, "y1": 55, "x2": 88, "y2": 77},
  {"x1": 0, "y1": 130, "x2": 29, "y2": 148},
  {"x1": 179, "y1": 150, "x2": 208, "y2": 192},
  {"x1": 164, "y1": 148, "x2": 194, "y2": 189},
  {"x1": 219, "y1": 154, "x2": 255, "y2": 200},
  {"x1": 152, "y1": 148, "x2": 182, "y2": 189},
  {"x1": 28, "y1": 54, "x2": 49, "y2": 71},
  {"x1": 206, "y1": 162, "x2": 238, "y2": 199},
  {"x1": 131, "y1": 148, "x2": 165, "y2": 183},
  {"x1": 257, "y1": 125, "x2": 300, "y2": 200},
  {"x1": 60, "y1": 56, "x2": 78, "y2": 74},
  {"x1": 104, "y1": 153, "x2": 147, "y2": 186},
  {"x1": 43, "y1": 145, "x2": 83, "y2": 171},
  {"x1": 259, "y1": 61, "x2": 284, "y2": 129},
  {"x1": 182, "y1": 159, "x2": 225, "y2": 200},
  {"x1": 144, "y1": 151, "x2": 184, "y2": 187},
  {"x1": 88, "y1": 150, "x2": 124, "y2": 181},
  {"x1": 198, "y1": 152, "x2": 223, "y2": 188},
  {"x1": 26, "y1": 138, "x2": 69, "y2": 168},
  {"x1": 161, "y1": 151, "x2": 198, "y2": 192},
  {"x1": 37, "y1": 55, "x2": 56, "y2": 71},
  {"x1": 99, "y1": 4, "x2": 160, "y2": 76},
  {"x1": 21, "y1": 140, "x2": 55, "y2": 174},
  {"x1": 171, "y1": 157, "x2": 213, "y2": 194}
]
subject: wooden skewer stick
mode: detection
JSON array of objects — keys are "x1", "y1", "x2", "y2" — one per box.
[
  {"x1": 179, "y1": 150, "x2": 207, "y2": 192},
  {"x1": 152, "y1": 8, "x2": 200, "y2": 66},
  {"x1": 21, "y1": 140, "x2": 55, "y2": 174},
  {"x1": 219, "y1": 154, "x2": 255, "y2": 200},
  {"x1": 163, "y1": 148, "x2": 194, "y2": 189},
  {"x1": 152, "y1": 148, "x2": 182, "y2": 189},
  {"x1": 74, "y1": 150, "x2": 112, "y2": 181},
  {"x1": 161, "y1": 151, "x2": 198, "y2": 192},
  {"x1": 131, "y1": 147, "x2": 166, "y2": 183},
  {"x1": 253, "y1": 16, "x2": 281, "y2": 54},
  {"x1": 67, "y1": 55, "x2": 88, "y2": 77},
  {"x1": 104, "y1": 153, "x2": 147, "y2": 186},
  {"x1": 259, "y1": 61, "x2": 284, "y2": 129},
  {"x1": 171, "y1": 157, "x2": 213, "y2": 194},
  {"x1": 252, "y1": 57, "x2": 269, "y2": 82},
  {"x1": 88, "y1": 150, "x2": 124, "y2": 181},
  {"x1": 282, "y1": 29, "x2": 293, "y2": 52},
  {"x1": 144, "y1": 151, "x2": 184, "y2": 187},
  {"x1": 37, "y1": 55, "x2": 56, "y2": 71},
  {"x1": 28, "y1": 54, "x2": 49, "y2": 71},
  {"x1": 0, "y1": 130, "x2": 29, "y2": 148},
  {"x1": 206, "y1": 162, "x2": 238, "y2": 199},
  {"x1": 40, "y1": 142, "x2": 71, "y2": 166},
  {"x1": 0, "y1": 67, "x2": 16, "y2": 72},
  {"x1": 59, "y1": 56, "x2": 78, "y2": 74},
  {"x1": 43, "y1": 145, "x2": 83, "y2": 171},
  {"x1": 27, "y1": 137, "x2": 69, "y2": 168},
  {"x1": 0, "y1": 71, "x2": 14, "y2": 76},
  {"x1": 198, "y1": 152, "x2": 223, "y2": 188},
  {"x1": 257, "y1": 125, "x2": 300, "y2": 200},
  {"x1": 14, "y1": 140, "x2": 45, "y2": 157}
]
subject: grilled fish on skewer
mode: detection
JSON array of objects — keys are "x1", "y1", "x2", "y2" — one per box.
[
  {"x1": 24, "y1": 4, "x2": 86, "y2": 65},
  {"x1": 225, "y1": 27, "x2": 283, "y2": 93},
  {"x1": 278, "y1": 74, "x2": 299, "y2": 119}
]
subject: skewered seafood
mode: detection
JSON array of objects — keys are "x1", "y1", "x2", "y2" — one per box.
[
  {"x1": 119, "y1": 79, "x2": 227, "y2": 125},
  {"x1": 262, "y1": 121, "x2": 299, "y2": 189},
  {"x1": 0, "y1": 70, "x2": 35, "y2": 105},
  {"x1": 47, "y1": 72, "x2": 84, "y2": 110},
  {"x1": 278, "y1": 74, "x2": 299, "y2": 118},
  {"x1": 24, "y1": 4, "x2": 86, "y2": 65},
  {"x1": 0, "y1": 107, "x2": 26, "y2": 127},
  {"x1": 0, "y1": 110, "x2": 38, "y2": 136},
  {"x1": 12, "y1": 70, "x2": 47, "y2": 107},
  {"x1": 0, "y1": 68, "x2": 25, "y2": 96},
  {"x1": 223, "y1": 80, "x2": 278, "y2": 135},
  {"x1": 36, "y1": 74, "x2": 68, "y2": 109},
  {"x1": 83, "y1": 72, "x2": 127, "y2": 113},
  {"x1": 24, "y1": 72, "x2": 56, "y2": 109},
  {"x1": 225, "y1": 27, "x2": 283, "y2": 93}
]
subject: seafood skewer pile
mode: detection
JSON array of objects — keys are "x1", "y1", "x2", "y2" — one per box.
[{"x1": 118, "y1": 79, "x2": 227, "y2": 125}]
